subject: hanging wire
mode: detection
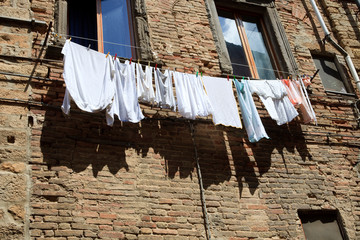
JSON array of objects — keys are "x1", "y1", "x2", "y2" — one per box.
[
  {"x1": 53, "y1": 32, "x2": 143, "y2": 49},
  {"x1": 52, "y1": 32, "x2": 307, "y2": 77}
]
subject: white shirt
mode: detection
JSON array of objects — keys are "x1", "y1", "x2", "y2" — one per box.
[
  {"x1": 202, "y1": 76, "x2": 242, "y2": 128},
  {"x1": 107, "y1": 60, "x2": 144, "y2": 125},
  {"x1": 136, "y1": 63, "x2": 155, "y2": 104},
  {"x1": 249, "y1": 80, "x2": 298, "y2": 125},
  {"x1": 154, "y1": 69, "x2": 176, "y2": 111},
  {"x1": 61, "y1": 40, "x2": 115, "y2": 117}
]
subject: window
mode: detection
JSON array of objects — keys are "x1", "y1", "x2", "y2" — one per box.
[
  {"x1": 298, "y1": 210, "x2": 348, "y2": 240},
  {"x1": 205, "y1": 0, "x2": 298, "y2": 78},
  {"x1": 67, "y1": 0, "x2": 136, "y2": 59},
  {"x1": 312, "y1": 54, "x2": 351, "y2": 94},
  {"x1": 217, "y1": 9, "x2": 278, "y2": 79}
]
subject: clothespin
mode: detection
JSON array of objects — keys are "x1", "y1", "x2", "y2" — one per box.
[
  {"x1": 155, "y1": 63, "x2": 158, "y2": 70},
  {"x1": 148, "y1": 61, "x2": 150, "y2": 67},
  {"x1": 130, "y1": 57, "x2": 133, "y2": 64},
  {"x1": 69, "y1": 37, "x2": 71, "y2": 41},
  {"x1": 105, "y1": 52, "x2": 110, "y2": 58},
  {"x1": 201, "y1": 72, "x2": 203, "y2": 77},
  {"x1": 114, "y1": 53, "x2": 117, "y2": 60},
  {"x1": 242, "y1": 76, "x2": 245, "y2": 81},
  {"x1": 196, "y1": 72, "x2": 199, "y2": 77},
  {"x1": 227, "y1": 75, "x2": 229, "y2": 81},
  {"x1": 87, "y1": 44, "x2": 91, "y2": 50},
  {"x1": 234, "y1": 75, "x2": 236, "y2": 81},
  {"x1": 138, "y1": 58, "x2": 140, "y2": 64}
]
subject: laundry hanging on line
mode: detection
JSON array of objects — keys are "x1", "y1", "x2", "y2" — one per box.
[
  {"x1": 60, "y1": 40, "x2": 317, "y2": 142},
  {"x1": 61, "y1": 39, "x2": 115, "y2": 120},
  {"x1": 107, "y1": 59, "x2": 145, "y2": 126},
  {"x1": 282, "y1": 79, "x2": 317, "y2": 124},
  {"x1": 249, "y1": 80, "x2": 299, "y2": 126},
  {"x1": 234, "y1": 79, "x2": 269, "y2": 142}
]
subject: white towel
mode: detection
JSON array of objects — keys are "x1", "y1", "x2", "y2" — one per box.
[{"x1": 202, "y1": 76, "x2": 242, "y2": 128}]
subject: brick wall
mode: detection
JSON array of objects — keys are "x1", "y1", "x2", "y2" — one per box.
[{"x1": 0, "y1": 0, "x2": 359, "y2": 239}]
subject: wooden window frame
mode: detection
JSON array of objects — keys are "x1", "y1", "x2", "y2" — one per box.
[{"x1": 218, "y1": 8, "x2": 280, "y2": 79}]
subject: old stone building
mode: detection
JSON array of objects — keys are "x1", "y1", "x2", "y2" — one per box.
[{"x1": 0, "y1": 0, "x2": 360, "y2": 239}]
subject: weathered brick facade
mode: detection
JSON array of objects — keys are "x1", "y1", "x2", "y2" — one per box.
[{"x1": 0, "y1": 0, "x2": 360, "y2": 239}]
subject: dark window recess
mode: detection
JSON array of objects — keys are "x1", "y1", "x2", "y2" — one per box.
[
  {"x1": 298, "y1": 210, "x2": 348, "y2": 240},
  {"x1": 312, "y1": 55, "x2": 348, "y2": 93},
  {"x1": 68, "y1": 0, "x2": 98, "y2": 51}
]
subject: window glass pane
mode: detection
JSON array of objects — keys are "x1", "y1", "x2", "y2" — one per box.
[
  {"x1": 218, "y1": 11, "x2": 251, "y2": 77},
  {"x1": 243, "y1": 17, "x2": 276, "y2": 79},
  {"x1": 302, "y1": 219, "x2": 344, "y2": 240},
  {"x1": 68, "y1": 0, "x2": 98, "y2": 51},
  {"x1": 102, "y1": 0, "x2": 133, "y2": 58},
  {"x1": 312, "y1": 56, "x2": 347, "y2": 93},
  {"x1": 299, "y1": 211, "x2": 345, "y2": 240}
]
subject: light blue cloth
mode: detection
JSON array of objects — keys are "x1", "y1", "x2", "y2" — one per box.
[{"x1": 234, "y1": 79, "x2": 269, "y2": 143}]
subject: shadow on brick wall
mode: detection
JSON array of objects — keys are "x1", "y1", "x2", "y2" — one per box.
[
  {"x1": 39, "y1": 110, "x2": 232, "y2": 187},
  {"x1": 226, "y1": 119, "x2": 310, "y2": 197},
  {"x1": 39, "y1": 108, "x2": 309, "y2": 197}
]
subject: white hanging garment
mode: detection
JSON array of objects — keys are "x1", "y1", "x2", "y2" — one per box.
[
  {"x1": 61, "y1": 40, "x2": 115, "y2": 118},
  {"x1": 173, "y1": 71, "x2": 192, "y2": 118},
  {"x1": 249, "y1": 80, "x2": 298, "y2": 125},
  {"x1": 154, "y1": 68, "x2": 176, "y2": 111},
  {"x1": 235, "y1": 80, "x2": 269, "y2": 143},
  {"x1": 202, "y1": 76, "x2": 242, "y2": 128},
  {"x1": 107, "y1": 60, "x2": 144, "y2": 126},
  {"x1": 173, "y1": 72, "x2": 213, "y2": 119},
  {"x1": 188, "y1": 74, "x2": 213, "y2": 118},
  {"x1": 136, "y1": 63, "x2": 155, "y2": 104}
]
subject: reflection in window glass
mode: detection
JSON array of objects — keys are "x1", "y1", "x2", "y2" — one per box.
[
  {"x1": 102, "y1": 0, "x2": 133, "y2": 59},
  {"x1": 298, "y1": 210, "x2": 346, "y2": 240},
  {"x1": 312, "y1": 55, "x2": 347, "y2": 93},
  {"x1": 218, "y1": 13, "x2": 251, "y2": 77},
  {"x1": 243, "y1": 17, "x2": 276, "y2": 80}
]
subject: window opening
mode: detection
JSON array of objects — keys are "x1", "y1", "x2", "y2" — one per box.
[
  {"x1": 298, "y1": 210, "x2": 348, "y2": 240},
  {"x1": 217, "y1": 9, "x2": 278, "y2": 79},
  {"x1": 312, "y1": 54, "x2": 349, "y2": 94},
  {"x1": 68, "y1": 0, "x2": 136, "y2": 58}
]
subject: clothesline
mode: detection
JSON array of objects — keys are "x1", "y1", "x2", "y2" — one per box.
[{"x1": 52, "y1": 32, "x2": 308, "y2": 78}]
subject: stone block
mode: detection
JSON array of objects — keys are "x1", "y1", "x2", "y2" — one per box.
[
  {"x1": 8, "y1": 204, "x2": 25, "y2": 221},
  {"x1": 0, "y1": 173, "x2": 26, "y2": 202},
  {"x1": 0, "y1": 162, "x2": 26, "y2": 173}
]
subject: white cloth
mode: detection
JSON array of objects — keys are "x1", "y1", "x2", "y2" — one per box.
[
  {"x1": 61, "y1": 40, "x2": 115, "y2": 117},
  {"x1": 194, "y1": 75, "x2": 213, "y2": 117},
  {"x1": 173, "y1": 72, "x2": 213, "y2": 119},
  {"x1": 154, "y1": 69, "x2": 176, "y2": 110},
  {"x1": 235, "y1": 80, "x2": 269, "y2": 142},
  {"x1": 173, "y1": 72, "x2": 192, "y2": 118},
  {"x1": 107, "y1": 60, "x2": 144, "y2": 125},
  {"x1": 249, "y1": 80, "x2": 298, "y2": 125},
  {"x1": 136, "y1": 63, "x2": 155, "y2": 104},
  {"x1": 202, "y1": 76, "x2": 242, "y2": 128}
]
